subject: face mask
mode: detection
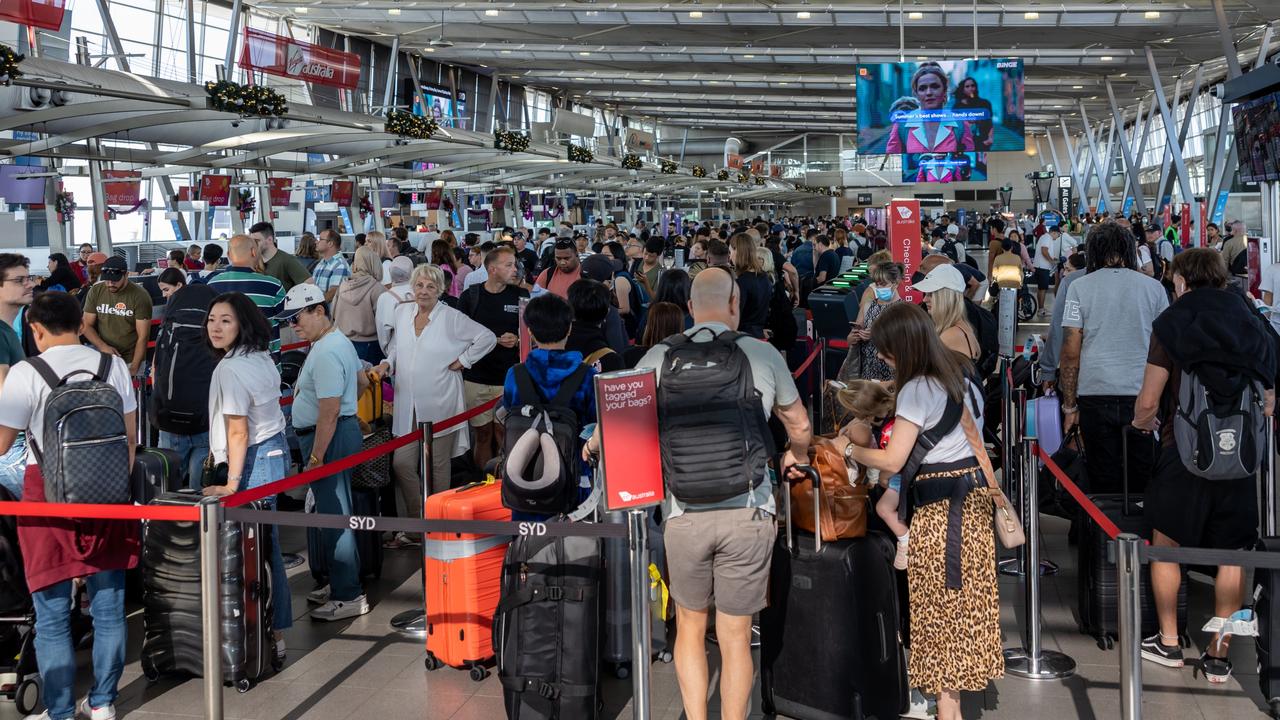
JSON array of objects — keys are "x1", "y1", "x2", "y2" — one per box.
[{"x1": 874, "y1": 287, "x2": 894, "y2": 302}]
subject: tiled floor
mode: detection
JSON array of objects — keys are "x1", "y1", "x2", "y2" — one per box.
[{"x1": 1, "y1": 510, "x2": 1275, "y2": 719}]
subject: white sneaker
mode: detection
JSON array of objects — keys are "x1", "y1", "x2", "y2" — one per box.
[
  {"x1": 23, "y1": 713, "x2": 51, "y2": 720},
  {"x1": 901, "y1": 687, "x2": 936, "y2": 719},
  {"x1": 309, "y1": 595, "x2": 370, "y2": 621},
  {"x1": 306, "y1": 585, "x2": 331, "y2": 605},
  {"x1": 78, "y1": 698, "x2": 117, "y2": 720},
  {"x1": 893, "y1": 539, "x2": 909, "y2": 571}
]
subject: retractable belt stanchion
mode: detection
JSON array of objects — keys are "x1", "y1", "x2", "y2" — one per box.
[
  {"x1": 997, "y1": 379, "x2": 1024, "y2": 578},
  {"x1": 1267, "y1": 416, "x2": 1277, "y2": 537},
  {"x1": 817, "y1": 337, "x2": 828, "y2": 423},
  {"x1": 199, "y1": 497, "x2": 225, "y2": 720},
  {"x1": 1117, "y1": 533, "x2": 1144, "y2": 720},
  {"x1": 628, "y1": 510, "x2": 652, "y2": 720},
  {"x1": 391, "y1": 420, "x2": 433, "y2": 639},
  {"x1": 1003, "y1": 402, "x2": 1075, "y2": 679}
]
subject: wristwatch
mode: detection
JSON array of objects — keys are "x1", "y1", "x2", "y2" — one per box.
[{"x1": 844, "y1": 441, "x2": 857, "y2": 463}]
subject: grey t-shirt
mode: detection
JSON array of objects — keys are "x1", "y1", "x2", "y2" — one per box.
[
  {"x1": 1039, "y1": 268, "x2": 1086, "y2": 382},
  {"x1": 1061, "y1": 268, "x2": 1169, "y2": 397},
  {"x1": 637, "y1": 321, "x2": 801, "y2": 518}
]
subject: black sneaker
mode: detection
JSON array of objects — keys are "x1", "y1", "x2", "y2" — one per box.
[
  {"x1": 1197, "y1": 652, "x2": 1232, "y2": 684},
  {"x1": 1141, "y1": 633, "x2": 1185, "y2": 668}
]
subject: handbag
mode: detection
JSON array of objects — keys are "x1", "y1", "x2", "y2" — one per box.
[
  {"x1": 960, "y1": 407, "x2": 1026, "y2": 549},
  {"x1": 791, "y1": 437, "x2": 868, "y2": 541},
  {"x1": 352, "y1": 427, "x2": 393, "y2": 491},
  {"x1": 200, "y1": 453, "x2": 228, "y2": 488}
]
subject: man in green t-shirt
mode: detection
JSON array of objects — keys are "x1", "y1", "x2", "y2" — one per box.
[
  {"x1": 82, "y1": 256, "x2": 152, "y2": 376},
  {"x1": 250, "y1": 221, "x2": 313, "y2": 292},
  {"x1": 0, "y1": 253, "x2": 30, "y2": 498}
]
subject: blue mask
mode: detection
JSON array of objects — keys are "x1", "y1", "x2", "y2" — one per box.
[{"x1": 874, "y1": 287, "x2": 894, "y2": 302}]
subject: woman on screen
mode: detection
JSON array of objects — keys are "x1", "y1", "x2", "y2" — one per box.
[
  {"x1": 886, "y1": 63, "x2": 975, "y2": 154},
  {"x1": 954, "y1": 76, "x2": 995, "y2": 151}
]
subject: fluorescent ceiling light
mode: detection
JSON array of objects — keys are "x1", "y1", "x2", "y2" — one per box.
[
  {"x1": 796, "y1": 11, "x2": 811, "y2": 19},
  {"x1": 388, "y1": 7, "x2": 400, "y2": 15},
  {"x1": 1072, "y1": 84, "x2": 1083, "y2": 89},
  {"x1": 579, "y1": 51, "x2": 591, "y2": 56},
  {"x1": 500, "y1": 49, "x2": 511, "y2": 54},
  {"x1": 423, "y1": 47, "x2": 435, "y2": 52},
  {"x1": 743, "y1": 54, "x2": 755, "y2": 58},
  {"x1": 915, "y1": 55, "x2": 927, "y2": 60},
  {"x1": 908, "y1": 11, "x2": 924, "y2": 20},
  {"x1": 1100, "y1": 55, "x2": 1113, "y2": 61},
  {"x1": 688, "y1": 11, "x2": 702, "y2": 19},
  {"x1": 1144, "y1": 11, "x2": 1160, "y2": 19},
  {"x1": 486, "y1": 8, "x2": 500, "y2": 16},
  {"x1": 295, "y1": 6, "x2": 307, "y2": 12},
  {"x1": 1023, "y1": 11, "x2": 1039, "y2": 20}
]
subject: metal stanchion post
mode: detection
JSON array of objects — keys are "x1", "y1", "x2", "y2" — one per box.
[
  {"x1": 199, "y1": 498, "x2": 224, "y2": 720},
  {"x1": 1267, "y1": 416, "x2": 1277, "y2": 537},
  {"x1": 1117, "y1": 533, "x2": 1144, "y2": 720},
  {"x1": 391, "y1": 420, "x2": 433, "y2": 639},
  {"x1": 628, "y1": 510, "x2": 652, "y2": 720},
  {"x1": 1004, "y1": 433, "x2": 1076, "y2": 679},
  {"x1": 816, "y1": 338, "x2": 827, "y2": 423}
]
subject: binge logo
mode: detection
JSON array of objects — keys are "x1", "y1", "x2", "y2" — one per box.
[{"x1": 896, "y1": 205, "x2": 913, "y2": 220}]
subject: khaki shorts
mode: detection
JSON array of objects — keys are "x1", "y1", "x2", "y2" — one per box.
[
  {"x1": 663, "y1": 507, "x2": 775, "y2": 617},
  {"x1": 463, "y1": 381, "x2": 504, "y2": 427}
]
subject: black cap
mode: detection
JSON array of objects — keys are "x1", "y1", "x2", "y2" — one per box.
[
  {"x1": 580, "y1": 254, "x2": 617, "y2": 283},
  {"x1": 100, "y1": 255, "x2": 128, "y2": 278}
]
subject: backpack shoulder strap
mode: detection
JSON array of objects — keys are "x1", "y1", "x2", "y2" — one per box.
[
  {"x1": 513, "y1": 364, "x2": 548, "y2": 406},
  {"x1": 23, "y1": 356, "x2": 61, "y2": 389},
  {"x1": 582, "y1": 347, "x2": 614, "y2": 367},
  {"x1": 95, "y1": 351, "x2": 113, "y2": 382},
  {"x1": 550, "y1": 364, "x2": 591, "y2": 407}
]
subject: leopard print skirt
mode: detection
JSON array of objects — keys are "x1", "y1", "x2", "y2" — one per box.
[{"x1": 906, "y1": 482, "x2": 1005, "y2": 695}]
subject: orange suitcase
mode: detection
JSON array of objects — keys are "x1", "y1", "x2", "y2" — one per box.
[{"x1": 423, "y1": 478, "x2": 510, "y2": 680}]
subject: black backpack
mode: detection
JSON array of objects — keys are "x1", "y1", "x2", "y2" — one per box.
[
  {"x1": 656, "y1": 329, "x2": 774, "y2": 504},
  {"x1": 964, "y1": 297, "x2": 999, "y2": 378},
  {"x1": 28, "y1": 352, "x2": 131, "y2": 505},
  {"x1": 501, "y1": 364, "x2": 591, "y2": 516},
  {"x1": 150, "y1": 283, "x2": 218, "y2": 435},
  {"x1": 767, "y1": 276, "x2": 798, "y2": 351},
  {"x1": 1145, "y1": 241, "x2": 1167, "y2": 282}
]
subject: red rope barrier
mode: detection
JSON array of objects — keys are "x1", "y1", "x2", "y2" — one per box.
[
  {"x1": 0, "y1": 500, "x2": 199, "y2": 522},
  {"x1": 828, "y1": 339, "x2": 849, "y2": 350},
  {"x1": 280, "y1": 340, "x2": 310, "y2": 352},
  {"x1": 435, "y1": 397, "x2": 501, "y2": 432},
  {"x1": 791, "y1": 344, "x2": 821, "y2": 379},
  {"x1": 1036, "y1": 445, "x2": 1123, "y2": 541}
]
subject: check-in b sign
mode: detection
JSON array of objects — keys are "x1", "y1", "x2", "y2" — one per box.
[{"x1": 595, "y1": 369, "x2": 665, "y2": 512}]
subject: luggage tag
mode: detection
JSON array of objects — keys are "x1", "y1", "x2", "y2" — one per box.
[
  {"x1": 648, "y1": 563, "x2": 669, "y2": 620},
  {"x1": 1201, "y1": 609, "x2": 1259, "y2": 653}
]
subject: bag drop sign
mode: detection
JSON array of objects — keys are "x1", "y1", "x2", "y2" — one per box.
[
  {"x1": 889, "y1": 199, "x2": 922, "y2": 303},
  {"x1": 595, "y1": 369, "x2": 664, "y2": 512}
]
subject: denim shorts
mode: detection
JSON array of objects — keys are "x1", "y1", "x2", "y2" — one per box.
[{"x1": 887, "y1": 474, "x2": 902, "y2": 493}]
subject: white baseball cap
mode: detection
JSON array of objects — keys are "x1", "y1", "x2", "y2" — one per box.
[
  {"x1": 912, "y1": 264, "x2": 966, "y2": 294},
  {"x1": 276, "y1": 282, "x2": 326, "y2": 322},
  {"x1": 947, "y1": 223, "x2": 960, "y2": 236}
]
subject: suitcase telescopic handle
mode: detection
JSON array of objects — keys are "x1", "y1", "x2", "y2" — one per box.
[{"x1": 782, "y1": 463, "x2": 822, "y2": 554}]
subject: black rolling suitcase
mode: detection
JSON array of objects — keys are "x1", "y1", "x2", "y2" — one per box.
[
  {"x1": 1256, "y1": 537, "x2": 1280, "y2": 718},
  {"x1": 306, "y1": 485, "x2": 383, "y2": 584},
  {"x1": 601, "y1": 509, "x2": 672, "y2": 679},
  {"x1": 1076, "y1": 427, "x2": 1188, "y2": 649},
  {"x1": 140, "y1": 492, "x2": 278, "y2": 692},
  {"x1": 131, "y1": 446, "x2": 184, "y2": 503},
  {"x1": 493, "y1": 533, "x2": 603, "y2": 719},
  {"x1": 760, "y1": 466, "x2": 907, "y2": 720}
]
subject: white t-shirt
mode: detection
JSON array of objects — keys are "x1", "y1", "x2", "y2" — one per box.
[
  {"x1": 208, "y1": 350, "x2": 286, "y2": 464},
  {"x1": 1035, "y1": 233, "x2": 1074, "y2": 270},
  {"x1": 0, "y1": 345, "x2": 136, "y2": 466},
  {"x1": 1136, "y1": 244, "x2": 1153, "y2": 270},
  {"x1": 376, "y1": 283, "x2": 414, "y2": 354},
  {"x1": 463, "y1": 266, "x2": 488, "y2": 290},
  {"x1": 894, "y1": 377, "x2": 984, "y2": 465},
  {"x1": 380, "y1": 258, "x2": 393, "y2": 286}
]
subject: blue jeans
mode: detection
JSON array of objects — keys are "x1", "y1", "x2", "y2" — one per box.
[
  {"x1": 241, "y1": 431, "x2": 292, "y2": 631},
  {"x1": 297, "y1": 416, "x2": 362, "y2": 602},
  {"x1": 157, "y1": 430, "x2": 209, "y2": 490},
  {"x1": 350, "y1": 340, "x2": 384, "y2": 365},
  {"x1": 0, "y1": 433, "x2": 26, "y2": 498},
  {"x1": 32, "y1": 570, "x2": 126, "y2": 720}
]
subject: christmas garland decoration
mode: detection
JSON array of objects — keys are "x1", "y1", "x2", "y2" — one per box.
[
  {"x1": 622, "y1": 154, "x2": 642, "y2": 170},
  {"x1": 544, "y1": 202, "x2": 565, "y2": 220},
  {"x1": 236, "y1": 189, "x2": 255, "y2": 217},
  {"x1": 717, "y1": 169, "x2": 730, "y2": 181},
  {"x1": 0, "y1": 45, "x2": 24, "y2": 86},
  {"x1": 107, "y1": 198, "x2": 148, "y2": 219},
  {"x1": 358, "y1": 194, "x2": 374, "y2": 219},
  {"x1": 55, "y1": 191, "x2": 74, "y2": 225},
  {"x1": 567, "y1": 143, "x2": 594, "y2": 163},
  {"x1": 660, "y1": 159, "x2": 678, "y2": 174},
  {"x1": 736, "y1": 172, "x2": 749, "y2": 184},
  {"x1": 793, "y1": 184, "x2": 838, "y2": 196},
  {"x1": 385, "y1": 110, "x2": 439, "y2": 140},
  {"x1": 204, "y1": 80, "x2": 289, "y2": 118},
  {"x1": 494, "y1": 129, "x2": 531, "y2": 153},
  {"x1": 754, "y1": 176, "x2": 766, "y2": 186},
  {"x1": 467, "y1": 207, "x2": 492, "y2": 231},
  {"x1": 691, "y1": 165, "x2": 706, "y2": 178}
]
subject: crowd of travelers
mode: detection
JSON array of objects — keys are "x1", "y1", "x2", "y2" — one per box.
[{"x1": 0, "y1": 206, "x2": 1275, "y2": 720}]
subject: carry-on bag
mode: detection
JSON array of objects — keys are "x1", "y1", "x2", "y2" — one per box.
[
  {"x1": 602, "y1": 508, "x2": 672, "y2": 679},
  {"x1": 493, "y1": 532, "x2": 603, "y2": 719},
  {"x1": 760, "y1": 465, "x2": 908, "y2": 720},
  {"x1": 1076, "y1": 427, "x2": 1188, "y2": 649},
  {"x1": 423, "y1": 478, "x2": 511, "y2": 680},
  {"x1": 140, "y1": 492, "x2": 278, "y2": 692},
  {"x1": 131, "y1": 446, "x2": 184, "y2": 503},
  {"x1": 791, "y1": 437, "x2": 868, "y2": 541},
  {"x1": 1255, "y1": 536, "x2": 1280, "y2": 718}
]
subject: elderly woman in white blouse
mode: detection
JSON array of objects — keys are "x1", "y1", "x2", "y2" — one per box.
[{"x1": 374, "y1": 264, "x2": 495, "y2": 519}]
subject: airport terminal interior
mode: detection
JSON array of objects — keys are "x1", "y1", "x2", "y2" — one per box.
[{"x1": 0, "y1": 1, "x2": 1279, "y2": 719}]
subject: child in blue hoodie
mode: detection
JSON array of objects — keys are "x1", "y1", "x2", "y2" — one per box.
[{"x1": 502, "y1": 293, "x2": 597, "y2": 521}]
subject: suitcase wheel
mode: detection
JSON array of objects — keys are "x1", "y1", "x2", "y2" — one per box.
[
  {"x1": 1096, "y1": 635, "x2": 1114, "y2": 651},
  {"x1": 235, "y1": 678, "x2": 252, "y2": 694},
  {"x1": 1271, "y1": 699, "x2": 1280, "y2": 720},
  {"x1": 141, "y1": 655, "x2": 161, "y2": 683},
  {"x1": 658, "y1": 650, "x2": 673, "y2": 664},
  {"x1": 469, "y1": 665, "x2": 489, "y2": 682},
  {"x1": 424, "y1": 653, "x2": 443, "y2": 672},
  {"x1": 614, "y1": 663, "x2": 630, "y2": 680},
  {"x1": 15, "y1": 676, "x2": 40, "y2": 715}
]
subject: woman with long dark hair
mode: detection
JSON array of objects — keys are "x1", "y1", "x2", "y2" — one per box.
[
  {"x1": 954, "y1": 76, "x2": 994, "y2": 151},
  {"x1": 199, "y1": 291, "x2": 291, "y2": 664},
  {"x1": 844, "y1": 302, "x2": 1001, "y2": 720},
  {"x1": 38, "y1": 253, "x2": 82, "y2": 293}
]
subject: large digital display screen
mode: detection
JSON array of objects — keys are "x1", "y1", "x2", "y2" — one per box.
[
  {"x1": 414, "y1": 82, "x2": 468, "y2": 129},
  {"x1": 856, "y1": 58, "x2": 1025, "y2": 154},
  {"x1": 0, "y1": 165, "x2": 48, "y2": 204},
  {"x1": 902, "y1": 152, "x2": 988, "y2": 183},
  {"x1": 1234, "y1": 93, "x2": 1280, "y2": 183}
]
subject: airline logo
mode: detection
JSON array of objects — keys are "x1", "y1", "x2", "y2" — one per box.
[
  {"x1": 896, "y1": 205, "x2": 913, "y2": 220},
  {"x1": 286, "y1": 44, "x2": 336, "y2": 81}
]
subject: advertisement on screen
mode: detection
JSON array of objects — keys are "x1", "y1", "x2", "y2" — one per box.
[
  {"x1": 414, "y1": 82, "x2": 468, "y2": 129},
  {"x1": 901, "y1": 152, "x2": 988, "y2": 183},
  {"x1": 1233, "y1": 92, "x2": 1280, "y2": 183},
  {"x1": 856, "y1": 58, "x2": 1025, "y2": 154}
]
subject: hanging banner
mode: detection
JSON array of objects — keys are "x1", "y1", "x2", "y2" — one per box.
[
  {"x1": 1198, "y1": 200, "x2": 1208, "y2": 248},
  {"x1": 1055, "y1": 176, "x2": 1073, "y2": 219},
  {"x1": 726, "y1": 154, "x2": 743, "y2": 169},
  {"x1": 102, "y1": 170, "x2": 141, "y2": 207},
  {"x1": 240, "y1": 27, "x2": 361, "y2": 90},
  {"x1": 1160, "y1": 202, "x2": 1172, "y2": 231},
  {"x1": 330, "y1": 180, "x2": 354, "y2": 207},
  {"x1": 0, "y1": 0, "x2": 66, "y2": 31},
  {"x1": 268, "y1": 177, "x2": 293, "y2": 207},
  {"x1": 889, "y1": 199, "x2": 922, "y2": 304},
  {"x1": 1212, "y1": 190, "x2": 1230, "y2": 226},
  {"x1": 595, "y1": 369, "x2": 664, "y2": 512},
  {"x1": 1179, "y1": 203, "x2": 1191, "y2": 247},
  {"x1": 199, "y1": 174, "x2": 232, "y2": 206},
  {"x1": 1121, "y1": 195, "x2": 1135, "y2": 217},
  {"x1": 770, "y1": 164, "x2": 782, "y2": 178},
  {"x1": 749, "y1": 159, "x2": 765, "y2": 176}
]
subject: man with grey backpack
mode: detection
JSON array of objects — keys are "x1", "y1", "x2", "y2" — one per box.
[
  {"x1": 1133, "y1": 249, "x2": 1278, "y2": 684},
  {"x1": 0, "y1": 291, "x2": 138, "y2": 720}
]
